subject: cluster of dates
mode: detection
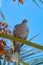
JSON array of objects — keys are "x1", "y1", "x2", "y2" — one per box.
[
  {"x1": 13, "y1": 0, "x2": 24, "y2": 4},
  {"x1": 0, "y1": 21, "x2": 14, "y2": 62}
]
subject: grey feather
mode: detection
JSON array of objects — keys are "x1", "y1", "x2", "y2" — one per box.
[{"x1": 12, "y1": 20, "x2": 29, "y2": 62}]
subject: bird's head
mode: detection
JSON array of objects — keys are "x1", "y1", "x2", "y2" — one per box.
[{"x1": 22, "y1": 19, "x2": 28, "y2": 25}]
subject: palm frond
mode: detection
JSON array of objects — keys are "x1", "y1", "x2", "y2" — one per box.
[
  {"x1": 19, "y1": 60, "x2": 29, "y2": 65},
  {"x1": 14, "y1": 62, "x2": 20, "y2": 65},
  {"x1": 39, "y1": 0, "x2": 43, "y2": 4},
  {"x1": 0, "y1": 33, "x2": 43, "y2": 50},
  {"x1": 28, "y1": 57, "x2": 43, "y2": 65},
  {"x1": 20, "y1": 49, "x2": 34, "y2": 56},
  {"x1": 32, "y1": 0, "x2": 41, "y2": 9},
  {"x1": 29, "y1": 33, "x2": 40, "y2": 41},
  {"x1": 0, "y1": 12, "x2": 43, "y2": 65},
  {"x1": 20, "y1": 50, "x2": 42, "y2": 60},
  {"x1": 3, "y1": 58, "x2": 6, "y2": 65},
  {"x1": 0, "y1": 11, "x2": 6, "y2": 22},
  {"x1": 0, "y1": 60, "x2": 2, "y2": 65}
]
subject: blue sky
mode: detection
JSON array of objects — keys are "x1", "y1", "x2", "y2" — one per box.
[{"x1": 0, "y1": 0, "x2": 43, "y2": 46}]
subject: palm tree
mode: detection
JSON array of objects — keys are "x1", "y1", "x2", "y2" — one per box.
[{"x1": 0, "y1": 11, "x2": 43, "y2": 65}]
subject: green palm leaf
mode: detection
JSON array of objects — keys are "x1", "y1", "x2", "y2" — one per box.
[
  {"x1": 0, "y1": 60, "x2": 2, "y2": 65},
  {"x1": 0, "y1": 11, "x2": 6, "y2": 22},
  {"x1": 3, "y1": 58, "x2": 6, "y2": 65},
  {"x1": 0, "y1": 33, "x2": 43, "y2": 50},
  {"x1": 19, "y1": 60, "x2": 29, "y2": 65},
  {"x1": 20, "y1": 50, "x2": 42, "y2": 59},
  {"x1": 32, "y1": 0, "x2": 41, "y2": 9}
]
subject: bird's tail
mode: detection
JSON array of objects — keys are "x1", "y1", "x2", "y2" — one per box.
[{"x1": 11, "y1": 52, "x2": 19, "y2": 62}]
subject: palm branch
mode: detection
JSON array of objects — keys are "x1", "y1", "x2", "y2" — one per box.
[{"x1": 0, "y1": 11, "x2": 43, "y2": 65}]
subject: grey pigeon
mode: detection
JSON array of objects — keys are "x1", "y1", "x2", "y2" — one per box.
[{"x1": 11, "y1": 20, "x2": 29, "y2": 62}]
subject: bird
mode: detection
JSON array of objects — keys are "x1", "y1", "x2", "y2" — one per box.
[{"x1": 11, "y1": 19, "x2": 29, "y2": 62}]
